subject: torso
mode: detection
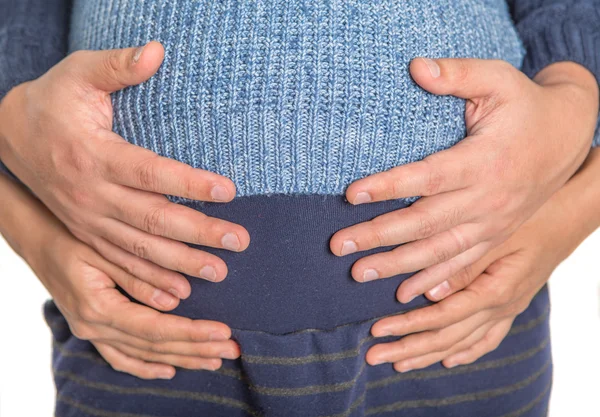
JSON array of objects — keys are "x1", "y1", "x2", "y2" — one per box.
[{"x1": 69, "y1": 0, "x2": 525, "y2": 333}]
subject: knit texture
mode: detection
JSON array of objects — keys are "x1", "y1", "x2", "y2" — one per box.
[
  {"x1": 69, "y1": 0, "x2": 525, "y2": 198},
  {"x1": 508, "y1": 0, "x2": 600, "y2": 146}
]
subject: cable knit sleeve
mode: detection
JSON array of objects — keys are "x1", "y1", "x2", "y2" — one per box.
[
  {"x1": 0, "y1": 0, "x2": 72, "y2": 180},
  {"x1": 508, "y1": 0, "x2": 600, "y2": 147}
]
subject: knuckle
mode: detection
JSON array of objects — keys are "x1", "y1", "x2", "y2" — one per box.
[
  {"x1": 143, "y1": 205, "x2": 167, "y2": 236},
  {"x1": 432, "y1": 244, "x2": 453, "y2": 264},
  {"x1": 136, "y1": 156, "x2": 160, "y2": 190},
  {"x1": 422, "y1": 158, "x2": 445, "y2": 195},
  {"x1": 453, "y1": 60, "x2": 472, "y2": 88},
  {"x1": 416, "y1": 211, "x2": 437, "y2": 239},
  {"x1": 69, "y1": 322, "x2": 94, "y2": 341},
  {"x1": 102, "y1": 51, "x2": 123, "y2": 83},
  {"x1": 131, "y1": 238, "x2": 152, "y2": 260}
]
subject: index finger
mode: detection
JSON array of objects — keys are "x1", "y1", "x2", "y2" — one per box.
[
  {"x1": 101, "y1": 134, "x2": 236, "y2": 202},
  {"x1": 111, "y1": 301, "x2": 232, "y2": 343},
  {"x1": 370, "y1": 282, "x2": 488, "y2": 337},
  {"x1": 345, "y1": 143, "x2": 475, "y2": 204}
]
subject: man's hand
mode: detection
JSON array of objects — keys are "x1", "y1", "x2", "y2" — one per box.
[
  {"x1": 363, "y1": 147, "x2": 600, "y2": 371},
  {"x1": 0, "y1": 41, "x2": 250, "y2": 306},
  {"x1": 330, "y1": 58, "x2": 598, "y2": 303},
  {"x1": 0, "y1": 173, "x2": 241, "y2": 380}
]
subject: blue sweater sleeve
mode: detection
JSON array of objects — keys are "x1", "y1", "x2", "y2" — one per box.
[
  {"x1": 0, "y1": 0, "x2": 72, "y2": 179},
  {"x1": 508, "y1": 0, "x2": 600, "y2": 147}
]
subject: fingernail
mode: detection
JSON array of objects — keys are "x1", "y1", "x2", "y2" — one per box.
[
  {"x1": 445, "y1": 362, "x2": 458, "y2": 369},
  {"x1": 221, "y1": 233, "x2": 241, "y2": 251},
  {"x1": 340, "y1": 240, "x2": 358, "y2": 256},
  {"x1": 158, "y1": 371, "x2": 174, "y2": 380},
  {"x1": 362, "y1": 269, "x2": 379, "y2": 282},
  {"x1": 199, "y1": 265, "x2": 217, "y2": 281},
  {"x1": 353, "y1": 192, "x2": 372, "y2": 205},
  {"x1": 167, "y1": 288, "x2": 180, "y2": 299},
  {"x1": 152, "y1": 289, "x2": 174, "y2": 308},
  {"x1": 429, "y1": 281, "x2": 450, "y2": 301},
  {"x1": 422, "y1": 58, "x2": 440, "y2": 78},
  {"x1": 370, "y1": 358, "x2": 385, "y2": 366},
  {"x1": 374, "y1": 328, "x2": 391, "y2": 337},
  {"x1": 220, "y1": 350, "x2": 239, "y2": 360},
  {"x1": 402, "y1": 294, "x2": 417, "y2": 304},
  {"x1": 208, "y1": 331, "x2": 229, "y2": 341},
  {"x1": 133, "y1": 45, "x2": 145, "y2": 63},
  {"x1": 211, "y1": 185, "x2": 230, "y2": 202},
  {"x1": 204, "y1": 359, "x2": 221, "y2": 371},
  {"x1": 399, "y1": 367, "x2": 413, "y2": 373}
]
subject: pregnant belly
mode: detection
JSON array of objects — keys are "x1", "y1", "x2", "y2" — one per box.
[
  {"x1": 69, "y1": 0, "x2": 525, "y2": 333},
  {"x1": 171, "y1": 195, "x2": 433, "y2": 334}
]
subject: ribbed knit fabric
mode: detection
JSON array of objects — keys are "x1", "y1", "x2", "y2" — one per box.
[
  {"x1": 69, "y1": 0, "x2": 525, "y2": 198},
  {"x1": 507, "y1": 0, "x2": 600, "y2": 146}
]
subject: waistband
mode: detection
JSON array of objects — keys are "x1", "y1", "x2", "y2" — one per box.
[{"x1": 166, "y1": 194, "x2": 433, "y2": 334}]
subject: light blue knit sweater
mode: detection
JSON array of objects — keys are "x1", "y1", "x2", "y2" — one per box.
[{"x1": 69, "y1": 0, "x2": 526, "y2": 198}]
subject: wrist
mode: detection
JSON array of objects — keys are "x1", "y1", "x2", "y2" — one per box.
[{"x1": 534, "y1": 62, "x2": 599, "y2": 114}]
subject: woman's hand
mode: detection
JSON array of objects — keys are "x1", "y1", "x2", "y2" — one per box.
[
  {"x1": 0, "y1": 174, "x2": 240, "y2": 380},
  {"x1": 363, "y1": 147, "x2": 600, "y2": 371},
  {"x1": 330, "y1": 58, "x2": 599, "y2": 303},
  {"x1": 0, "y1": 41, "x2": 250, "y2": 306}
]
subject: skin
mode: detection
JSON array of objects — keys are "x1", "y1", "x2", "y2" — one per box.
[
  {"x1": 0, "y1": 173, "x2": 241, "y2": 380},
  {"x1": 366, "y1": 146, "x2": 600, "y2": 370},
  {"x1": 330, "y1": 59, "x2": 599, "y2": 304},
  {"x1": 0, "y1": 42, "x2": 250, "y2": 310},
  {"x1": 1, "y1": 42, "x2": 598, "y2": 377}
]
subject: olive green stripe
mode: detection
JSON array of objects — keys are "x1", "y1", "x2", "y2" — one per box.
[
  {"x1": 508, "y1": 306, "x2": 550, "y2": 335},
  {"x1": 242, "y1": 307, "x2": 549, "y2": 365},
  {"x1": 367, "y1": 336, "x2": 549, "y2": 389},
  {"x1": 498, "y1": 380, "x2": 551, "y2": 417},
  {"x1": 364, "y1": 359, "x2": 551, "y2": 415},
  {"x1": 55, "y1": 370, "x2": 261, "y2": 417},
  {"x1": 55, "y1": 336, "x2": 548, "y2": 400},
  {"x1": 57, "y1": 393, "x2": 170, "y2": 417},
  {"x1": 46, "y1": 304, "x2": 549, "y2": 368},
  {"x1": 243, "y1": 336, "x2": 375, "y2": 365}
]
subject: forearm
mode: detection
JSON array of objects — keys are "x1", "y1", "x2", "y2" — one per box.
[
  {"x1": 0, "y1": 173, "x2": 63, "y2": 278},
  {"x1": 0, "y1": 0, "x2": 72, "y2": 178},
  {"x1": 547, "y1": 147, "x2": 600, "y2": 260}
]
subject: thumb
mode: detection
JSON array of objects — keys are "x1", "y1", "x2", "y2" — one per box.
[
  {"x1": 409, "y1": 57, "x2": 518, "y2": 100},
  {"x1": 73, "y1": 41, "x2": 165, "y2": 93}
]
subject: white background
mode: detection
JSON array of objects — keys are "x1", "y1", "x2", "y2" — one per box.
[{"x1": 0, "y1": 231, "x2": 599, "y2": 417}]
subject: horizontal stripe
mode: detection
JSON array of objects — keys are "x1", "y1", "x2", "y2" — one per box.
[
  {"x1": 55, "y1": 356, "x2": 550, "y2": 417},
  {"x1": 57, "y1": 393, "x2": 168, "y2": 417},
  {"x1": 54, "y1": 335, "x2": 549, "y2": 401},
  {"x1": 498, "y1": 380, "x2": 551, "y2": 417},
  {"x1": 365, "y1": 359, "x2": 551, "y2": 415},
  {"x1": 55, "y1": 370, "x2": 261, "y2": 416}
]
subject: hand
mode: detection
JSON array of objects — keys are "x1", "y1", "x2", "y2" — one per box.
[
  {"x1": 362, "y1": 147, "x2": 600, "y2": 371},
  {"x1": 0, "y1": 41, "x2": 250, "y2": 306},
  {"x1": 330, "y1": 58, "x2": 599, "y2": 303},
  {"x1": 0, "y1": 175, "x2": 240, "y2": 380}
]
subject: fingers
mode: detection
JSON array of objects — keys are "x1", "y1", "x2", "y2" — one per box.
[
  {"x1": 113, "y1": 342, "x2": 224, "y2": 371},
  {"x1": 366, "y1": 312, "x2": 488, "y2": 365},
  {"x1": 331, "y1": 192, "x2": 473, "y2": 256},
  {"x1": 101, "y1": 135, "x2": 238, "y2": 202},
  {"x1": 71, "y1": 41, "x2": 165, "y2": 93},
  {"x1": 98, "y1": 217, "x2": 229, "y2": 281},
  {"x1": 92, "y1": 236, "x2": 192, "y2": 300},
  {"x1": 409, "y1": 57, "x2": 520, "y2": 100},
  {"x1": 344, "y1": 147, "x2": 475, "y2": 203},
  {"x1": 92, "y1": 247, "x2": 181, "y2": 311},
  {"x1": 94, "y1": 342, "x2": 176, "y2": 380},
  {"x1": 107, "y1": 184, "x2": 250, "y2": 249},
  {"x1": 391, "y1": 321, "x2": 494, "y2": 372},
  {"x1": 109, "y1": 340, "x2": 238, "y2": 370},
  {"x1": 347, "y1": 224, "x2": 481, "y2": 284},
  {"x1": 442, "y1": 319, "x2": 513, "y2": 368},
  {"x1": 110, "y1": 301, "x2": 232, "y2": 344},
  {"x1": 395, "y1": 241, "x2": 493, "y2": 303},
  {"x1": 370, "y1": 286, "x2": 487, "y2": 337}
]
